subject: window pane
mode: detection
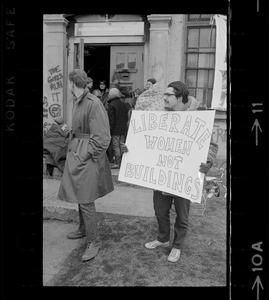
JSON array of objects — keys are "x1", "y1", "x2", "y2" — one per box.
[
  {"x1": 189, "y1": 14, "x2": 200, "y2": 20},
  {"x1": 188, "y1": 88, "x2": 196, "y2": 97},
  {"x1": 198, "y1": 53, "x2": 215, "y2": 68},
  {"x1": 210, "y1": 28, "x2": 216, "y2": 48},
  {"x1": 127, "y1": 53, "x2": 136, "y2": 69},
  {"x1": 208, "y1": 70, "x2": 215, "y2": 88},
  {"x1": 201, "y1": 14, "x2": 212, "y2": 19},
  {"x1": 197, "y1": 70, "x2": 208, "y2": 88},
  {"x1": 187, "y1": 53, "x2": 198, "y2": 68},
  {"x1": 186, "y1": 70, "x2": 197, "y2": 87},
  {"x1": 209, "y1": 54, "x2": 215, "y2": 67},
  {"x1": 199, "y1": 28, "x2": 211, "y2": 48},
  {"x1": 207, "y1": 89, "x2": 213, "y2": 106},
  {"x1": 116, "y1": 53, "x2": 125, "y2": 69},
  {"x1": 196, "y1": 88, "x2": 204, "y2": 103},
  {"x1": 188, "y1": 28, "x2": 199, "y2": 48},
  {"x1": 198, "y1": 54, "x2": 206, "y2": 67}
]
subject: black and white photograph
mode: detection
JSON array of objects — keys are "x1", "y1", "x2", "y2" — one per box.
[
  {"x1": 2, "y1": 0, "x2": 269, "y2": 298},
  {"x1": 42, "y1": 13, "x2": 228, "y2": 287}
]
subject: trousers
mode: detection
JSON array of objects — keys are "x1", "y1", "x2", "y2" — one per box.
[
  {"x1": 111, "y1": 135, "x2": 126, "y2": 157},
  {"x1": 153, "y1": 190, "x2": 190, "y2": 249},
  {"x1": 78, "y1": 202, "x2": 100, "y2": 244}
]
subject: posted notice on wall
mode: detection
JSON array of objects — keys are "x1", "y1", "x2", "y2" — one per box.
[{"x1": 118, "y1": 110, "x2": 216, "y2": 203}]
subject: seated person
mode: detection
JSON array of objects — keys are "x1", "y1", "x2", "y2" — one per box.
[{"x1": 43, "y1": 116, "x2": 70, "y2": 176}]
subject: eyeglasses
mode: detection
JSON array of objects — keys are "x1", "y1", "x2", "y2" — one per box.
[{"x1": 163, "y1": 93, "x2": 176, "y2": 97}]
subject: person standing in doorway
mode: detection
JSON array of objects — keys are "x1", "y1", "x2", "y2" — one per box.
[
  {"x1": 99, "y1": 80, "x2": 110, "y2": 110},
  {"x1": 107, "y1": 88, "x2": 129, "y2": 169},
  {"x1": 57, "y1": 69, "x2": 114, "y2": 262}
]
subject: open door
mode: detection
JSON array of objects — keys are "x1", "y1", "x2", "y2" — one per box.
[
  {"x1": 110, "y1": 46, "x2": 144, "y2": 97},
  {"x1": 74, "y1": 38, "x2": 84, "y2": 70}
]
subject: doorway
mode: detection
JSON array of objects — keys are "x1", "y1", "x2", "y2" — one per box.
[
  {"x1": 80, "y1": 44, "x2": 144, "y2": 95},
  {"x1": 83, "y1": 45, "x2": 110, "y2": 91}
]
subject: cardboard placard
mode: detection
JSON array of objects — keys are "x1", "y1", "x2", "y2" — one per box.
[{"x1": 118, "y1": 110, "x2": 216, "y2": 203}]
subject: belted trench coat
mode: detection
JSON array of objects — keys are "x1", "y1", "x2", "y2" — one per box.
[{"x1": 57, "y1": 88, "x2": 114, "y2": 204}]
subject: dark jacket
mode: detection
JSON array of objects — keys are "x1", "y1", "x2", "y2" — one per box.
[
  {"x1": 43, "y1": 123, "x2": 69, "y2": 172},
  {"x1": 107, "y1": 96, "x2": 129, "y2": 136},
  {"x1": 101, "y1": 90, "x2": 110, "y2": 110}
]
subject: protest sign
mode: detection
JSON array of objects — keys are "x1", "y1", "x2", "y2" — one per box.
[{"x1": 118, "y1": 110, "x2": 216, "y2": 203}]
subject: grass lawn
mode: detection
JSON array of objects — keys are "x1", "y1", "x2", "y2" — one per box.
[{"x1": 49, "y1": 186, "x2": 227, "y2": 287}]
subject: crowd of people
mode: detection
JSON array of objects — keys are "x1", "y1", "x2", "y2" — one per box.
[{"x1": 44, "y1": 69, "x2": 218, "y2": 263}]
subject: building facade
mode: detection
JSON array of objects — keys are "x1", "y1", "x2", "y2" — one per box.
[{"x1": 43, "y1": 14, "x2": 227, "y2": 167}]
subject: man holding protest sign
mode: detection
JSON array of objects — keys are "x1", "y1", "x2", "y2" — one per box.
[{"x1": 120, "y1": 81, "x2": 218, "y2": 263}]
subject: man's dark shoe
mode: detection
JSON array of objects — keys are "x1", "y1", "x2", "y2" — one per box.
[
  {"x1": 82, "y1": 241, "x2": 101, "y2": 261},
  {"x1": 66, "y1": 230, "x2": 86, "y2": 240}
]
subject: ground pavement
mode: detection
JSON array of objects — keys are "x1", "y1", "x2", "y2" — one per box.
[
  {"x1": 43, "y1": 168, "x2": 221, "y2": 286},
  {"x1": 43, "y1": 168, "x2": 156, "y2": 285}
]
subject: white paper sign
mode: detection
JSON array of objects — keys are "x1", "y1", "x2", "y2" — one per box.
[{"x1": 118, "y1": 110, "x2": 216, "y2": 203}]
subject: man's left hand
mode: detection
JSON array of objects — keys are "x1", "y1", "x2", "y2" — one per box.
[
  {"x1": 120, "y1": 143, "x2": 129, "y2": 153},
  {"x1": 199, "y1": 162, "x2": 212, "y2": 174}
]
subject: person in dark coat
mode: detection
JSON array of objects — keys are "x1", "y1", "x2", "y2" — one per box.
[
  {"x1": 107, "y1": 88, "x2": 129, "y2": 169},
  {"x1": 57, "y1": 69, "x2": 114, "y2": 262},
  {"x1": 43, "y1": 116, "x2": 69, "y2": 176}
]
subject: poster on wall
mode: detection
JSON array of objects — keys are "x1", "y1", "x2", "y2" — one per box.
[
  {"x1": 211, "y1": 14, "x2": 227, "y2": 111},
  {"x1": 118, "y1": 110, "x2": 216, "y2": 203},
  {"x1": 43, "y1": 64, "x2": 64, "y2": 136}
]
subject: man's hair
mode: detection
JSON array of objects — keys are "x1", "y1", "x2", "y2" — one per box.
[
  {"x1": 87, "y1": 77, "x2": 93, "y2": 84},
  {"x1": 167, "y1": 81, "x2": 189, "y2": 104},
  {"x1": 92, "y1": 89, "x2": 102, "y2": 98},
  {"x1": 147, "y1": 78, "x2": 157, "y2": 85},
  {"x1": 68, "y1": 69, "x2": 88, "y2": 88},
  {"x1": 109, "y1": 87, "x2": 120, "y2": 98},
  {"x1": 99, "y1": 80, "x2": 107, "y2": 86}
]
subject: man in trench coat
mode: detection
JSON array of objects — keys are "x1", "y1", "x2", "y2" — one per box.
[{"x1": 57, "y1": 69, "x2": 114, "y2": 261}]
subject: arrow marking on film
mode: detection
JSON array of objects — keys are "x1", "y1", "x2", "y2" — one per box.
[
  {"x1": 252, "y1": 275, "x2": 264, "y2": 300},
  {"x1": 251, "y1": 119, "x2": 262, "y2": 146}
]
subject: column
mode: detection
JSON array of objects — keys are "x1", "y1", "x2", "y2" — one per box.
[
  {"x1": 147, "y1": 14, "x2": 172, "y2": 91},
  {"x1": 43, "y1": 14, "x2": 68, "y2": 136}
]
